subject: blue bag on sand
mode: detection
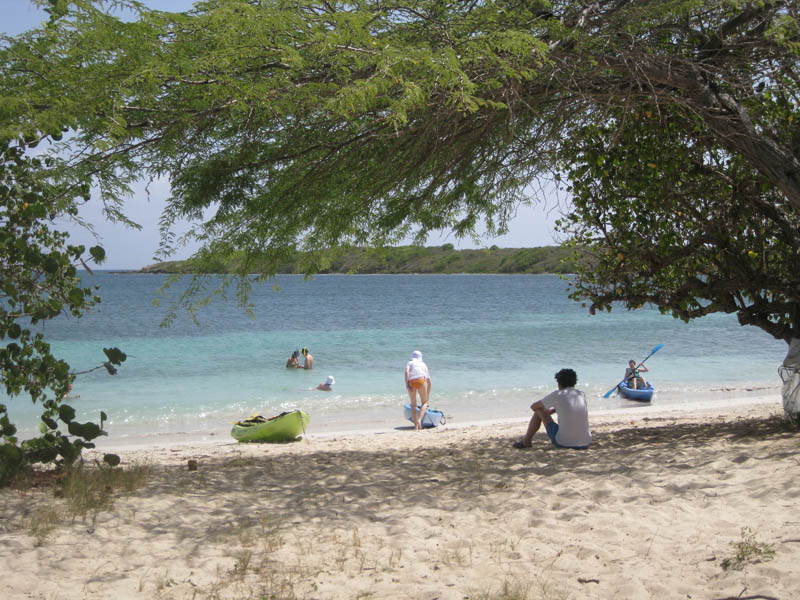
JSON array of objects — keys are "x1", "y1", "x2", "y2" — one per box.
[{"x1": 403, "y1": 404, "x2": 446, "y2": 428}]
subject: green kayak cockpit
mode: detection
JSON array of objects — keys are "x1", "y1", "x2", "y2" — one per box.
[{"x1": 231, "y1": 410, "x2": 310, "y2": 443}]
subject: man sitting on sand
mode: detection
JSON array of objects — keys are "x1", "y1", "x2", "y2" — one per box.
[{"x1": 513, "y1": 368, "x2": 592, "y2": 449}]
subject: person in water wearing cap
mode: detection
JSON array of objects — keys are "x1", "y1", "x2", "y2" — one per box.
[
  {"x1": 316, "y1": 375, "x2": 335, "y2": 391},
  {"x1": 286, "y1": 350, "x2": 301, "y2": 368},
  {"x1": 405, "y1": 350, "x2": 432, "y2": 431},
  {"x1": 301, "y1": 347, "x2": 314, "y2": 369}
]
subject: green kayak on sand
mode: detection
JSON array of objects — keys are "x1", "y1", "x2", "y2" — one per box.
[{"x1": 231, "y1": 410, "x2": 310, "y2": 443}]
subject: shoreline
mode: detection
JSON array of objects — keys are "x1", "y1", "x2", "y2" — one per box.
[
  {"x1": 88, "y1": 394, "x2": 785, "y2": 464},
  {"x1": 87, "y1": 390, "x2": 784, "y2": 454},
  {"x1": 2, "y1": 396, "x2": 798, "y2": 599}
]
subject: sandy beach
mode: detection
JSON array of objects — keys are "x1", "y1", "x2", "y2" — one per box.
[{"x1": 2, "y1": 397, "x2": 799, "y2": 599}]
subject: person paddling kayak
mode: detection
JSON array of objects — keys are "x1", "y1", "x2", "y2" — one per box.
[{"x1": 624, "y1": 359, "x2": 649, "y2": 390}]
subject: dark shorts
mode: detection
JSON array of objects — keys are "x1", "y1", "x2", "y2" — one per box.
[{"x1": 545, "y1": 422, "x2": 589, "y2": 450}]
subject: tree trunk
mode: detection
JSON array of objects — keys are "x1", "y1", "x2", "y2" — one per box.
[
  {"x1": 781, "y1": 338, "x2": 800, "y2": 422},
  {"x1": 627, "y1": 60, "x2": 800, "y2": 213}
]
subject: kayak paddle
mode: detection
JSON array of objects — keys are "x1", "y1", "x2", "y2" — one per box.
[{"x1": 602, "y1": 343, "x2": 664, "y2": 398}]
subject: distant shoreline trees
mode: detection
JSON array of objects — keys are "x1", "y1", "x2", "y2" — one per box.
[{"x1": 138, "y1": 245, "x2": 579, "y2": 275}]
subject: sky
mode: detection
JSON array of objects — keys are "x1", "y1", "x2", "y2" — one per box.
[{"x1": 2, "y1": 0, "x2": 563, "y2": 270}]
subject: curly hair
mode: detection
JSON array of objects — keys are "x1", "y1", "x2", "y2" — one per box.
[{"x1": 554, "y1": 368, "x2": 577, "y2": 388}]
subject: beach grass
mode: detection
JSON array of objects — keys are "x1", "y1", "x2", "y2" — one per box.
[
  {"x1": 466, "y1": 577, "x2": 563, "y2": 600},
  {"x1": 721, "y1": 526, "x2": 777, "y2": 571},
  {"x1": 29, "y1": 503, "x2": 62, "y2": 546},
  {"x1": 15, "y1": 460, "x2": 151, "y2": 542},
  {"x1": 61, "y1": 461, "x2": 150, "y2": 518}
]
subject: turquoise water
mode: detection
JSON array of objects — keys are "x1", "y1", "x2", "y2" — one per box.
[{"x1": 4, "y1": 273, "x2": 787, "y2": 444}]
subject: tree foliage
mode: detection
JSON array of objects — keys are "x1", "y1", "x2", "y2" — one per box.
[
  {"x1": 0, "y1": 141, "x2": 126, "y2": 486},
  {"x1": 552, "y1": 2, "x2": 800, "y2": 343},
  {"x1": 0, "y1": 0, "x2": 798, "y2": 344},
  {"x1": 558, "y1": 105, "x2": 800, "y2": 342}
]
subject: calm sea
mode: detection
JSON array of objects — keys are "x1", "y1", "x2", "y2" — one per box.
[{"x1": 5, "y1": 273, "x2": 787, "y2": 446}]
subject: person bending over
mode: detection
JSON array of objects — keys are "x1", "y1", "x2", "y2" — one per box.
[
  {"x1": 405, "y1": 350, "x2": 432, "y2": 431},
  {"x1": 513, "y1": 368, "x2": 591, "y2": 449}
]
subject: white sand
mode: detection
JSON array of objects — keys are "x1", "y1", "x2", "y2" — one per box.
[{"x1": 2, "y1": 397, "x2": 799, "y2": 599}]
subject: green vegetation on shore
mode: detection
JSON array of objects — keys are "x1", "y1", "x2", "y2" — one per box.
[{"x1": 139, "y1": 245, "x2": 578, "y2": 275}]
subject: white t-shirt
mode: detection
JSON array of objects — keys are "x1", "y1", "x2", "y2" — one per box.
[
  {"x1": 406, "y1": 358, "x2": 430, "y2": 381},
  {"x1": 541, "y1": 387, "x2": 592, "y2": 447}
]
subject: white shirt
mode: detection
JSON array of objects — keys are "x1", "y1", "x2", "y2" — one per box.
[
  {"x1": 406, "y1": 358, "x2": 430, "y2": 381},
  {"x1": 541, "y1": 387, "x2": 592, "y2": 447}
]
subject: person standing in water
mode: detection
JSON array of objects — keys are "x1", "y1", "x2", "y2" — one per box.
[
  {"x1": 286, "y1": 350, "x2": 301, "y2": 368},
  {"x1": 301, "y1": 347, "x2": 314, "y2": 369},
  {"x1": 404, "y1": 350, "x2": 432, "y2": 430}
]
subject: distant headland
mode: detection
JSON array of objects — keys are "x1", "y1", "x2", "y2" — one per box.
[{"x1": 138, "y1": 244, "x2": 579, "y2": 275}]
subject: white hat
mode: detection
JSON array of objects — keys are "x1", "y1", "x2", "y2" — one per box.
[
  {"x1": 411, "y1": 350, "x2": 422, "y2": 360},
  {"x1": 325, "y1": 375, "x2": 335, "y2": 385}
]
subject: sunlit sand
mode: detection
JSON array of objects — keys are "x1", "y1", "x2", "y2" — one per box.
[{"x1": 1, "y1": 397, "x2": 798, "y2": 599}]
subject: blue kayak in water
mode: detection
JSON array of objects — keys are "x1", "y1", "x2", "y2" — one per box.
[{"x1": 618, "y1": 381, "x2": 654, "y2": 402}]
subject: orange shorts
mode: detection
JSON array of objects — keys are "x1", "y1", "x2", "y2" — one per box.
[{"x1": 408, "y1": 378, "x2": 427, "y2": 390}]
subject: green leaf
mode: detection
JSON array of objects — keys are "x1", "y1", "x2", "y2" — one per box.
[
  {"x1": 89, "y1": 246, "x2": 106, "y2": 263},
  {"x1": 68, "y1": 287, "x2": 84, "y2": 305},
  {"x1": 103, "y1": 453, "x2": 121, "y2": 467},
  {"x1": 67, "y1": 420, "x2": 105, "y2": 441},
  {"x1": 103, "y1": 347, "x2": 127, "y2": 365},
  {"x1": 58, "y1": 404, "x2": 76, "y2": 423}
]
